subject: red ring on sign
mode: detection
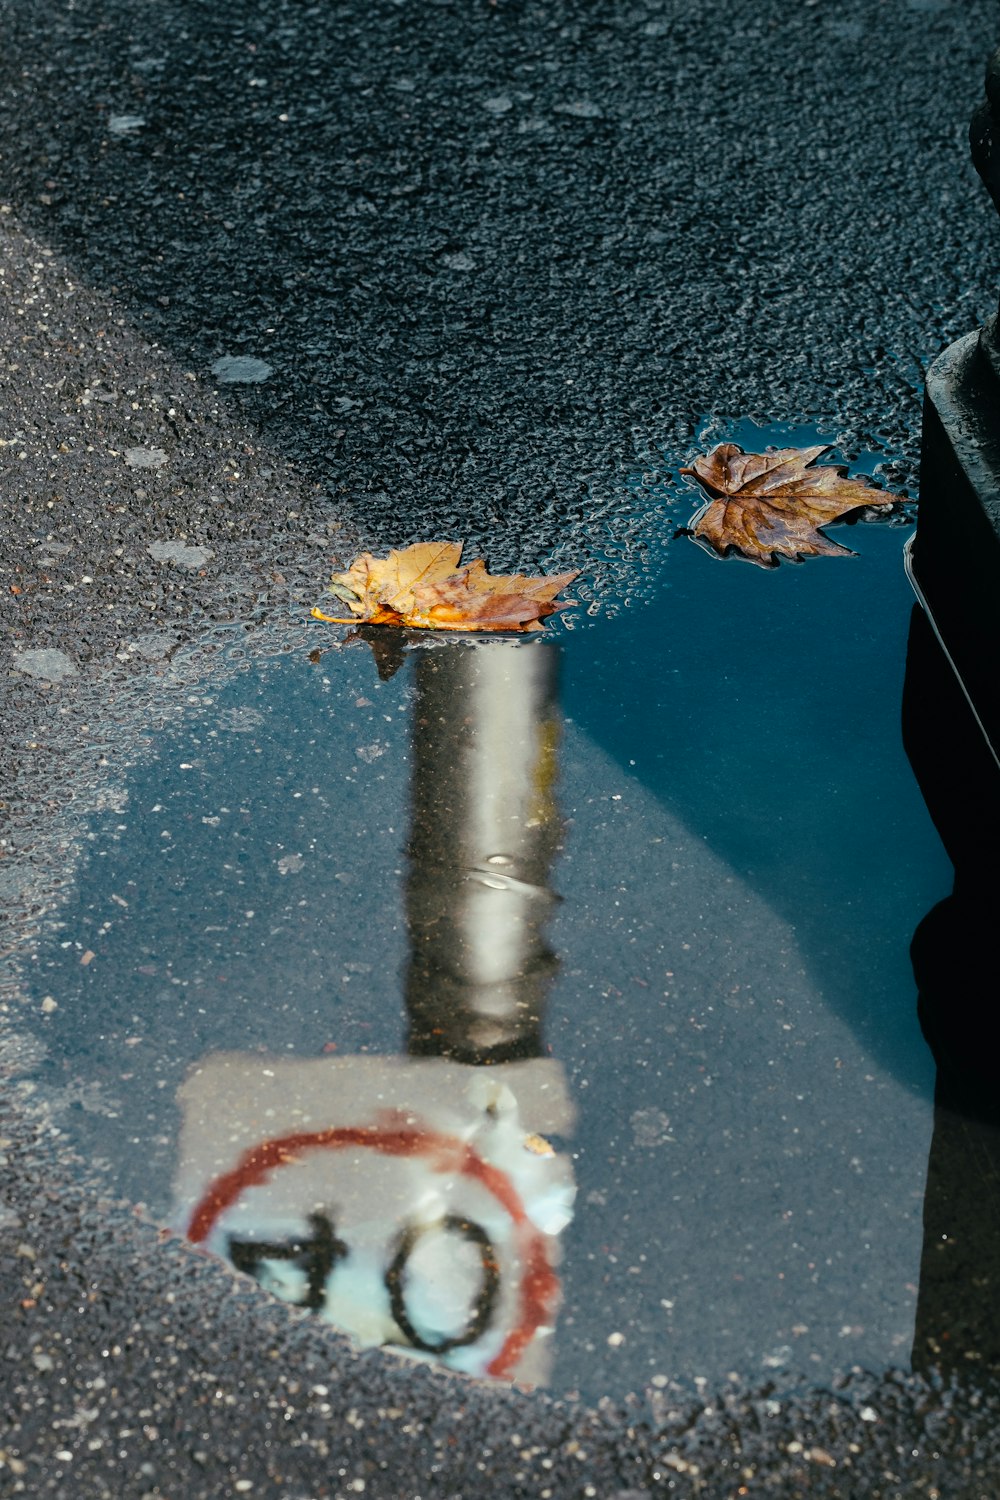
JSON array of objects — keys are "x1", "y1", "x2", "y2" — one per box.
[{"x1": 185, "y1": 1114, "x2": 558, "y2": 1379}]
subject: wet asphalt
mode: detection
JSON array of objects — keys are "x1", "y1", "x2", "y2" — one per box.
[{"x1": 3, "y1": 0, "x2": 1000, "y2": 1495}]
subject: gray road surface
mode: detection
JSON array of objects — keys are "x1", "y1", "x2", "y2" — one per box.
[{"x1": 3, "y1": 0, "x2": 1000, "y2": 1495}]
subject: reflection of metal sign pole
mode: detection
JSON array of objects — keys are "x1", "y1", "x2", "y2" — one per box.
[
  {"x1": 406, "y1": 642, "x2": 563, "y2": 1063},
  {"x1": 172, "y1": 640, "x2": 575, "y2": 1386}
]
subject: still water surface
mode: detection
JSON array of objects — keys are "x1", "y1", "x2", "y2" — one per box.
[{"x1": 28, "y1": 519, "x2": 958, "y2": 1400}]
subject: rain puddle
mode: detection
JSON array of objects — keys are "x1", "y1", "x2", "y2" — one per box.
[{"x1": 23, "y1": 437, "x2": 986, "y2": 1403}]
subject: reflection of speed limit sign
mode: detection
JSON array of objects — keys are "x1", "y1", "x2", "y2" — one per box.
[
  {"x1": 385, "y1": 1213, "x2": 499, "y2": 1353},
  {"x1": 174, "y1": 1055, "x2": 576, "y2": 1384}
]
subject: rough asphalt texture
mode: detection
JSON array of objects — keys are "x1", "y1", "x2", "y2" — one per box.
[{"x1": 2, "y1": 0, "x2": 1000, "y2": 1495}]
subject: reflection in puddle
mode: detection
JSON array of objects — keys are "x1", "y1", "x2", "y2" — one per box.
[
  {"x1": 29, "y1": 526, "x2": 991, "y2": 1401},
  {"x1": 405, "y1": 645, "x2": 562, "y2": 1064},
  {"x1": 903, "y1": 604, "x2": 1000, "y2": 1377},
  {"x1": 176, "y1": 1055, "x2": 572, "y2": 1381},
  {"x1": 172, "y1": 642, "x2": 576, "y2": 1384}
]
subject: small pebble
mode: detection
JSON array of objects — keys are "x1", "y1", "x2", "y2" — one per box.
[
  {"x1": 211, "y1": 355, "x2": 272, "y2": 384},
  {"x1": 147, "y1": 541, "x2": 214, "y2": 569},
  {"x1": 124, "y1": 447, "x2": 167, "y2": 469},
  {"x1": 13, "y1": 648, "x2": 77, "y2": 682}
]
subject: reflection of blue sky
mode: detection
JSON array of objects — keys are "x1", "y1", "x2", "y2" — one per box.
[
  {"x1": 566, "y1": 428, "x2": 943, "y2": 1094},
  {"x1": 548, "y1": 711, "x2": 935, "y2": 1395}
]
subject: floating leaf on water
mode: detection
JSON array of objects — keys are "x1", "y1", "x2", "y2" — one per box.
[
  {"x1": 681, "y1": 443, "x2": 900, "y2": 567},
  {"x1": 312, "y1": 541, "x2": 578, "y2": 633}
]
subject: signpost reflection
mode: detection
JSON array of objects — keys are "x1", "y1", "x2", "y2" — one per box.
[{"x1": 171, "y1": 639, "x2": 576, "y2": 1385}]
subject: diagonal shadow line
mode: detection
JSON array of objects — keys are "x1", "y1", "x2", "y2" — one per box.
[{"x1": 0, "y1": 0, "x2": 698, "y2": 583}]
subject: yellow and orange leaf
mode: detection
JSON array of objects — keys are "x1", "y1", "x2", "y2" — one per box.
[
  {"x1": 680, "y1": 443, "x2": 900, "y2": 567},
  {"x1": 312, "y1": 542, "x2": 578, "y2": 632}
]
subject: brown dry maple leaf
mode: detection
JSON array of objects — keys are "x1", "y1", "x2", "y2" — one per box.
[
  {"x1": 312, "y1": 541, "x2": 579, "y2": 632},
  {"x1": 680, "y1": 444, "x2": 900, "y2": 567}
]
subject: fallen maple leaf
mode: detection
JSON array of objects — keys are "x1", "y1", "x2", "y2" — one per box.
[
  {"x1": 312, "y1": 541, "x2": 579, "y2": 632},
  {"x1": 680, "y1": 443, "x2": 900, "y2": 567}
]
